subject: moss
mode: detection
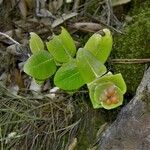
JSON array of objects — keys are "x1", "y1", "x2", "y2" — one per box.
[
  {"x1": 110, "y1": 6, "x2": 150, "y2": 94},
  {"x1": 131, "y1": 0, "x2": 150, "y2": 15}
]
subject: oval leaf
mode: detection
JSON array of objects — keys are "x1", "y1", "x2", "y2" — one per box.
[
  {"x1": 54, "y1": 59, "x2": 85, "y2": 90},
  {"x1": 24, "y1": 51, "x2": 56, "y2": 80},
  {"x1": 59, "y1": 27, "x2": 76, "y2": 57},
  {"x1": 76, "y1": 48, "x2": 107, "y2": 83},
  {"x1": 46, "y1": 27, "x2": 76, "y2": 63},
  {"x1": 84, "y1": 28, "x2": 112, "y2": 63},
  {"x1": 29, "y1": 32, "x2": 44, "y2": 54}
]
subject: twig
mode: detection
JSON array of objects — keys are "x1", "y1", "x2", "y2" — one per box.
[
  {"x1": 106, "y1": 0, "x2": 112, "y2": 25},
  {"x1": 110, "y1": 59, "x2": 150, "y2": 64},
  {"x1": 0, "y1": 32, "x2": 20, "y2": 45}
]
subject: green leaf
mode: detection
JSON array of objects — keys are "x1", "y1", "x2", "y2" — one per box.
[
  {"x1": 76, "y1": 48, "x2": 107, "y2": 83},
  {"x1": 54, "y1": 59, "x2": 85, "y2": 90},
  {"x1": 94, "y1": 82, "x2": 123, "y2": 109},
  {"x1": 88, "y1": 83, "x2": 103, "y2": 109},
  {"x1": 24, "y1": 51, "x2": 56, "y2": 80},
  {"x1": 84, "y1": 28, "x2": 113, "y2": 63},
  {"x1": 88, "y1": 73, "x2": 126, "y2": 94},
  {"x1": 46, "y1": 27, "x2": 76, "y2": 63},
  {"x1": 59, "y1": 27, "x2": 76, "y2": 56},
  {"x1": 34, "y1": 79, "x2": 45, "y2": 85},
  {"x1": 29, "y1": 32, "x2": 44, "y2": 54},
  {"x1": 88, "y1": 73, "x2": 126, "y2": 109}
]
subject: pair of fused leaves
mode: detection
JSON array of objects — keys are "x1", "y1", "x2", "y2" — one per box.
[
  {"x1": 54, "y1": 29, "x2": 113, "y2": 90},
  {"x1": 76, "y1": 29, "x2": 127, "y2": 109},
  {"x1": 24, "y1": 27, "x2": 76, "y2": 82},
  {"x1": 88, "y1": 73, "x2": 127, "y2": 109},
  {"x1": 76, "y1": 29, "x2": 112, "y2": 84},
  {"x1": 54, "y1": 47, "x2": 107, "y2": 90},
  {"x1": 24, "y1": 32, "x2": 56, "y2": 82},
  {"x1": 46, "y1": 27, "x2": 76, "y2": 64},
  {"x1": 84, "y1": 29, "x2": 113, "y2": 64}
]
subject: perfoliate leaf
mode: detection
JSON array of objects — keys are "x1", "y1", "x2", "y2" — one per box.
[
  {"x1": 29, "y1": 32, "x2": 44, "y2": 54},
  {"x1": 76, "y1": 48, "x2": 107, "y2": 83},
  {"x1": 88, "y1": 73, "x2": 127, "y2": 94},
  {"x1": 94, "y1": 82, "x2": 123, "y2": 109},
  {"x1": 88, "y1": 82, "x2": 103, "y2": 108},
  {"x1": 54, "y1": 59, "x2": 85, "y2": 90},
  {"x1": 46, "y1": 27, "x2": 76, "y2": 63},
  {"x1": 24, "y1": 51, "x2": 56, "y2": 80},
  {"x1": 88, "y1": 73, "x2": 126, "y2": 109},
  {"x1": 84, "y1": 28, "x2": 113, "y2": 63}
]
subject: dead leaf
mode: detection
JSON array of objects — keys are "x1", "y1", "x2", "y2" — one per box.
[
  {"x1": 0, "y1": 72, "x2": 7, "y2": 85},
  {"x1": 0, "y1": 0, "x2": 3, "y2": 5},
  {"x1": 6, "y1": 44, "x2": 20, "y2": 56},
  {"x1": 40, "y1": 8, "x2": 54, "y2": 17},
  {"x1": 18, "y1": 0, "x2": 27, "y2": 19},
  {"x1": 14, "y1": 68, "x2": 25, "y2": 89},
  {"x1": 49, "y1": 0, "x2": 63, "y2": 13},
  {"x1": 29, "y1": 79, "x2": 41, "y2": 92},
  {"x1": 8, "y1": 84, "x2": 19, "y2": 96},
  {"x1": 73, "y1": 22, "x2": 102, "y2": 32},
  {"x1": 68, "y1": 138, "x2": 77, "y2": 150},
  {"x1": 66, "y1": 0, "x2": 73, "y2": 3},
  {"x1": 42, "y1": 80, "x2": 51, "y2": 91},
  {"x1": 29, "y1": 79, "x2": 44, "y2": 98},
  {"x1": 25, "y1": 0, "x2": 34, "y2": 9},
  {"x1": 112, "y1": 0, "x2": 131, "y2": 6}
]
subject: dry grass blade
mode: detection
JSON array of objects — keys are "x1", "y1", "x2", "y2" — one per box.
[
  {"x1": 0, "y1": 83, "x2": 82, "y2": 149},
  {"x1": 0, "y1": 32, "x2": 20, "y2": 45},
  {"x1": 112, "y1": 0, "x2": 131, "y2": 6}
]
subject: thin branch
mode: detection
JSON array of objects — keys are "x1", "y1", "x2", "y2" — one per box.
[
  {"x1": 110, "y1": 59, "x2": 150, "y2": 64},
  {"x1": 0, "y1": 32, "x2": 20, "y2": 45}
]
